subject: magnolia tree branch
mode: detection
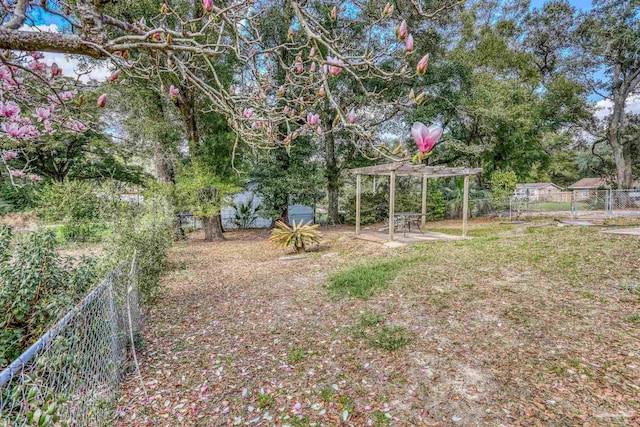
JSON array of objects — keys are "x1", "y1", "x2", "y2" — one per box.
[{"x1": 0, "y1": 0, "x2": 434, "y2": 151}]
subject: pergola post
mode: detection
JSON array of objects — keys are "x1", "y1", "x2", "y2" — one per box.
[
  {"x1": 462, "y1": 174, "x2": 470, "y2": 237},
  {"x1": 355, "y1": 174, "x2": 361, "y2": 235},
  {"x1": 421, "y1": 174, "x2": 428, "y2": 228},
  {"x1": 389, "y1": 171, "x2": 396, "y2": 241}
]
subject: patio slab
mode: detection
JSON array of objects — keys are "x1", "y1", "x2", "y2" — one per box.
[{"x1": 353, "y1": 230, "x2": 468, "y2": 247}]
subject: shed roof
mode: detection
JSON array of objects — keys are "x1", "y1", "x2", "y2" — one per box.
[{"x1": 349, "y1": 161, "x2": 483, "y2": 178}]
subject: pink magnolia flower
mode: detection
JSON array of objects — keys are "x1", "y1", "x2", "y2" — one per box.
[
  {"x1": 203, "y1": 0, "x2": 213, "y2": 11},
  {"x1": 396, "y1": 20, "x2": 408, "y2": 40},
  {"x1": 0, "y1": 101, "x2": 20, "y2": 118},
  {"x1": 67, "y1": 119, "x2": 88, "y2": 133},
  {"x1": 416, "y1": 54, "x2": 429, "y2": 75},
  {"x1": 309, "y1": 47, "x2": 316, "y2": 58},
  {"x1": 109, "y1": 70, "x2": 120, "y2": 82},
  {"x1": 316, "y1": 126, "x2": 323, "y2": 135},
  {"x1": 292, "y1": 402, "x2": 303, "y2": 415},
  {"x1": 44, "y1": 120, "x2": 55, "y2": 135},
  {"x1": 59, "y1": 91, "x2": 75, "y2": 101},
  {"x1": 295, "y1": 62, "x2": 304, "y2": 73},
  {"x1": 2, "y1": 150, "x2": 18, "y2": 160},
  {"x1": 35, "y1": 107, "x2": 51, "y2": 121},
  {"x1": 405, "y1": 34, "x2": 414, "y2": 53},
  {"x1": 310, "y1": 62, "x2": 316, "y2": 73},
  {"x1": 169, "y1": 85, "x2": 179, "y2": 98},
  {"x1": 97, "y1": 94, "x2": 107, "y2": 108},
  {"x1": 0, "y1": 66, "x2": 11, "y2": 81},
  {"x1": 51, "y1": 63, "x2": 61, "y2": 77},
  {"x1": 242, "y1": 108, "x2": 254, "y2": 119},
  {"x1": 347, "y1": 108, "x2": 356, "y2": 123},
  {"x1": 411, "y1": 122, "x2": 442, "y2": 153},
  {"x1": 2, "y1": 122, "x2": 25, "y2": 138},
  {"x1": 29, "y1": 174, "x2": 41, "y2": 182},
  {"x1": 307, "y1": 112, "x2": 319, "y2": 125},
  {"x1": 28, "y1": 61, "x2": 47, "y2": 72},
  {"x1": 9, "y1": 169, "x2": 25, "y2": 178},
  {"x1": 22, "y1": 125, "x2": 40, "y2": 138},
  {"x1": 326, "y1": 56, "x2": 344, "y2": 75},
  {"x1": 277, "y1": 86, "x2": 285, "y2": 97},
  {"x1": 30, "y1": 51, "x2": 43, "y2": 60},
  {"x1": 317, "y1": 86, "x2": 326, "y2": 97}
]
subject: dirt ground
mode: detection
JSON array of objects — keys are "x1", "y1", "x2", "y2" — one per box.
[{"x1": 115, "y1": 221, "x2": 640, "y2": 426}]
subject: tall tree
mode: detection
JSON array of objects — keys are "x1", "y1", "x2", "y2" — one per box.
[{"x1": 573, "y1": 0, "x2": 639, "y2": 187}]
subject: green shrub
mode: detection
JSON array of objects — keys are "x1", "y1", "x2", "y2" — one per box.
[
  {"x1": 103, "y1": 196, "x2": 173, "y2": 303},
  {"x1": 0, "y1": 225, "x2": 97, "y2": 366},
  {"x1": 37, "y1": 181, "x2": 108, "y2": 242},
  {"x1": 0, "y1": 179, "x2": 37, "y2": 213}
]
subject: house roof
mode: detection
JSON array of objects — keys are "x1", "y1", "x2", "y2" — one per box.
[
  {"x1": 568, "y1": 177, "x2": 608, "y2": 189},
  {"x1": 515, "y1": 183, "x2": 560, "y2": 190}
]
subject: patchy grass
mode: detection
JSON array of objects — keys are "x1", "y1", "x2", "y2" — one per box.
[
  {"x1": 116, "y1": 224, "x2": 640, "y2": 427},
  {"x1": 368, "y1": 325, "x2": 414, "y2": 351},
  {"x1": 327, "y1": 259, "x2": 404, "y2": 299}
]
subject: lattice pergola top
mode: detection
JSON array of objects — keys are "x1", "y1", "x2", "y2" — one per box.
[{"x1": 349, "y1": 161, "x2": 483, "y2": 178}]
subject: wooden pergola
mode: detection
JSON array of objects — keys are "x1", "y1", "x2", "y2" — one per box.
[{"x1": 349, "y1": 162, "x2": 483, "y2": 241}]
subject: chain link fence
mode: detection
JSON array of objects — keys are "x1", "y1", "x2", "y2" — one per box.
[
  {"x1": 446, "y1": 189, "x2": 640, "y2": 221},
  {"x1": 572, "y1": 189, "x2": 640, "y2": 219},
  {"x1": 0, "y1": 256, "x2": 140, "y2": 427}
]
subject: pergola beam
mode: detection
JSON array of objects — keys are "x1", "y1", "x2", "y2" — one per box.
[
  {"x1": 355, "y1": 174, "x2": 361, "y2": 235},
  {"x1": 349, "y1": 163, "x2": 483, "y2": 178}
]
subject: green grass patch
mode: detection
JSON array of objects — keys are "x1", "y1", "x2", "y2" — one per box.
[
  {"x1": 369, "y1": 325, "x2": 413, "y2": 351},
  {"x1": 287, "y1": 347, "x2": 306, "y2": 364},
  {"x1": 328, "y1": 259, "x2": 404, "y2": 299}
]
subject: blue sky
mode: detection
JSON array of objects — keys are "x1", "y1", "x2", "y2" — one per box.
[{"x1": 531, "y1": 0, "x2": 592, "y2": 10}]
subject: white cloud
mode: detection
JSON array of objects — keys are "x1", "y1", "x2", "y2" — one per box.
[
  {"x1": 594, "y1": 94, "x2": 640, "y2": 120},
  {"x1": 19, "y1": 24, "x2": 110, "y2": 82}
]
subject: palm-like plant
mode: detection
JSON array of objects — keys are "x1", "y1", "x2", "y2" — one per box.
[{"x1": 269, "y1": 220, "x2": 321, "y2": 253}]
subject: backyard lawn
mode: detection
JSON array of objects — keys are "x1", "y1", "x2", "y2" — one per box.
[{"x1": 115, "y1": 220, "x2": 640, "y2": 426}]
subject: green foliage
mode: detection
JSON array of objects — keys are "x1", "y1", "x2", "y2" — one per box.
[
  {"x1": 36, "y1": 181, "x2": 109, "y2": 243},
  {"x1": 269, "y1": 220, "x2": 321, "y2": 253},
  {"x1": 0, "y1": 226, "x2": 97, "y2": 366},
  {"x1": 175, "y1": 163, "x2": 240, "y2": 220},
  {"x1": 250, "y1": 144, "x2": 323, "y2": 221},
  {"x1": 103, "y1": 197, "x2": 173, "y2": 303},
  {"x1": 490, "y1": 170, "x2": 518, "y2": 198},
  {"x1": 0, "y1": 180, "x2": 37, "y2": 213},
  {"x1": 344, "y1": 191, "x2": 388, "y2": 225},
  {"x1": 232, "y1": 195, "x2": 260, "y2": 229}
]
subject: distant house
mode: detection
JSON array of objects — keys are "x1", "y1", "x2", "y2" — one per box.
[
  {"x1": 514, "y1": 183, "x2": 563, "y2": 199},
  {"x1": 567, "y1": 178, "x2": 609, "y2": 200}
]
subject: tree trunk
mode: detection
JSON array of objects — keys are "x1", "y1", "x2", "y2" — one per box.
[
  {"x1": 203, "y1": 215, "x2": 225, "y2": 241},
  {"x1": 277, "y1": 205, "x2": 289, "y2": 226},
  {"x1": 612, "y1": 143, "x2": 633, "y2": 188},
  {"x1": 327, "y1": 175, "x2": 340, "y2": 225},
  {"x1": 325, "y1": 122, "x2": 340, "y2": 225}
]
